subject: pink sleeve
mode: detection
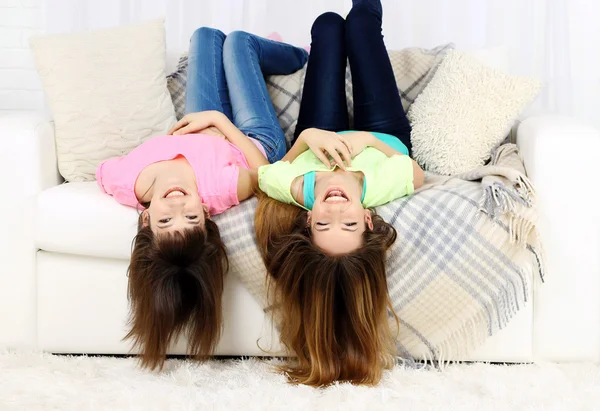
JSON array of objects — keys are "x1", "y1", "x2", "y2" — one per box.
[
  {"x1": 96, "y1": 160, "x2": 107, "y2": 193},
  {"x1": 96, "y1": 157, "x2": 140, "y2": 209},
  {"x1": 112, "y1": 189, "x2": 141, "y2": 209}
]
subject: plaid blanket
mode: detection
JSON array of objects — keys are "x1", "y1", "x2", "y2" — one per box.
[
  {"x1": 167, "y1": 42, "x2": 542, "y2": 360},
  {"x1": 381, "y1": 143, "x2": 542, "y2": 361},
  {"x1": 166, "y1": 54, "x2": 189, "y2": 120},
  {"x1": 167, "y1": 44, "x2": 454, "y2": 145},
  {"x1": 213, "y1": 143, "x2": 542, "y2": 361}
]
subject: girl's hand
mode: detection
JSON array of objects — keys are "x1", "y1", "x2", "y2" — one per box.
[
  {"x1": 301, "y1": 129, "x2": 352, "y2": 170},
  {"x1": 197, "y1": 126, "x2": 227, "y2": 139},
  {"x1": 342, "y1": 131, "x2": 375, "y2": 158},
  {"x1": 168, "y1": 111, "x2": 223, "y2": 135}
]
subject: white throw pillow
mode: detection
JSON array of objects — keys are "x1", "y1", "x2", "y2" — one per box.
[
  {"x1": 408, "y1": 50, "x2": 541, "y2": 175},
  {"x1": 30, "y1": 20, "x2": 176, "y2": 182}
]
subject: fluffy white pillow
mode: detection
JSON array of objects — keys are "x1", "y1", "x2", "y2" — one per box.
[
  {"x1": 408, "y1": 50, "x2": 541, "y2": 175},
  {"x1": 30, "y1": 20, "x2": 176, "y2": 182}
]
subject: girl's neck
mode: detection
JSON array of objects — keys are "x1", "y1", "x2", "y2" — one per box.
[
  {"x1": 291, "y1": 175, "x2": 305, "y2": 205},
  {"x1": 135, "y1": 157, "x2": 197, "y2": 202}
]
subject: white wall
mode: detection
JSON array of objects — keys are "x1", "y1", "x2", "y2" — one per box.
[
  {"x1": 0, "y1": 0, "x2": 45, "y2": 113},
  {"x1": 1, "y1": 0, "x2": 599, "y2": 130}
]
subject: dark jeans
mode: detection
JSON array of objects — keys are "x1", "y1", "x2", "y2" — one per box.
[{"x1": 294, "y1": 0, "x2": 412, "y2": 155}]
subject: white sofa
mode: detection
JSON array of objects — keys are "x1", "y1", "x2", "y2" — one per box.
[
  {"x1": 1, "y1": 49, "x2": 600, "y2": 363},
  {"x1": 1, "y1": 112, "x2": 599, "y2": 363}
]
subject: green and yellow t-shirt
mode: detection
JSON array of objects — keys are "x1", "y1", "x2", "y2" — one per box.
[{"x1": 258, "y1": 131, "x2": 415, "y2": 210}]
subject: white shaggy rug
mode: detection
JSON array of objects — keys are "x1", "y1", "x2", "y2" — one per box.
[{"x1": 0, "y1": 351, "x2": 599, "y2": 411}]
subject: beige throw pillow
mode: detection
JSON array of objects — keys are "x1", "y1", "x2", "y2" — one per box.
[
  {"x1": 408, "y1": 50, "x2": 541, "y2": 175},
  {"x1": 30, "y1": 19, "x2": 176, "y2": 182}
]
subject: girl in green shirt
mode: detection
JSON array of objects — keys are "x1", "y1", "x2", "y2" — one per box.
[{"x1": 255, "y1": 0, "x2": 425, "y2": 387}]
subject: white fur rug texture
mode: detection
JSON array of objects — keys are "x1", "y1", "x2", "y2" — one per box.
[{"x1": 0, "y1": 351, "x2": 599, "y2": 411}]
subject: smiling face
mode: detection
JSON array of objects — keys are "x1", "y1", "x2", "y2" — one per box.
[
  {"x1": 309, "y1": 172, "x2": 373, "y2": 255},
  {"x1": 143, "y1": 186, "x2": 207, "y2": 234}
]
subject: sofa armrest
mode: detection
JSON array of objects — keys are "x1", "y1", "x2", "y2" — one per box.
[
  {"x1": 0, "y1": 112, "x2": 61, "y2": 192},
  {"x1": 517, "y1": 115, "x2": 600, "y2": 362},
  {"x1": 0, "y1": 112, "x2": 61, "y2": 348}
]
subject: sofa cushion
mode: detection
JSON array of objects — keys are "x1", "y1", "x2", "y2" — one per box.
[
  {"x1": 30, "y1": 20, "x2": 176, "y2": 182},
  {"x1": 407, "y1": 50, "x2": 541, "y2": 175},
  {"x1": 35, "y1": 158, "x2": 543, "y2": 361},
  {"x1": 36, "y1": 182, "x2": 137, "y2": 260}
]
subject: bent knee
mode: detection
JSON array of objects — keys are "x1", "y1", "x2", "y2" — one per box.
[
  {"x1": 223, "y1": 30, "x2": 258, "y2": 56},
  {"x1": 313, "y1": 12, "x2": 345, "y2": 29},
  {"x1": 224, "y1": 30, "x2": 253, "y2": 47},
  {"x1": 190, "y1": 27, "x2": 225, "y2": 43},
  {"x1": 311, "y1": 12, "x2": 345, "y2": 36}
]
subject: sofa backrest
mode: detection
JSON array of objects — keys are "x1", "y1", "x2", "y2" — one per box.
[{"x1": 165, "y1": 46, "x2": 511, "y2": 76}]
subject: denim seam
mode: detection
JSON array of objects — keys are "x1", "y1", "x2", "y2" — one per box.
[
  {"x1": 213, "y1": 31, "x2": 224, "y2": 113},
  {"x1": 247, "y1": 34, "x2": 279, "y2": 131},
  {"x1": 244, "y1": 34, "x2": 280, "y2": 156}
]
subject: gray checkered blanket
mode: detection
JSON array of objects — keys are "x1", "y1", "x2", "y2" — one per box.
[
  {"x1": 213, "y1": 143, "x2": 543, "y2": 361},
  {"x1": 166, "y1": 54, "x2": 189, "y2": 120},
  {"x1": 168, "y1": 43, "x2": 542, "y2": 360}
]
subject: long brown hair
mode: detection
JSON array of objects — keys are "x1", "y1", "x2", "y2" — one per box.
[
  {"x1": 125, "y1": 213, "x2": 228, "y2": 370},
  {"x1": 255, "y1": 192, "x2": 399, "y2": 386}
]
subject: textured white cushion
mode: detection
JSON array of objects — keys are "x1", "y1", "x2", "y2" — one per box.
[
  {"x1": 408, "y1": 50, "x2": 541, "y2": 175},
  {"x1": 30, "y1": 20, "x2": 176, "y2": 182},
  {"x1": 35, "y1": 182, "x2": 138, "y2": 260}
]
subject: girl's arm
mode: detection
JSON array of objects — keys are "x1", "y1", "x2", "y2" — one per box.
[
  {"x1": 237, "y1": 168, "x2": 258, "y2": 201},
  {"x1": 344, "y1": 131, "x2": 425, "y2": 190},
  {"x1": 211, "y1": 112, "x2": 269, "y2": 170},
  {"x1": 169, "y1": 111, "x2": 269, "y2": 170},
  {"x1": 369, "y1": 135, "x2": 425, "y2": 189}
]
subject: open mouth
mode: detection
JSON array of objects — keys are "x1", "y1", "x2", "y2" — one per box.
[
  {"x1": 323, "y1": 187, "x2": 349, "y2": 204},
  {"x1": 163, "y1": 187, "x2": 188, "y2": 198}
]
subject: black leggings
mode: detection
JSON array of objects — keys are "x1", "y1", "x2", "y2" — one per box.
[{"x1": 293, "y1": 0, "x2": 412, "y2": 154}]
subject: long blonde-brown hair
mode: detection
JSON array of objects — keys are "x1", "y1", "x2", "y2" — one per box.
[
  {"x1": 255, "y1": 192, "x2": 399, "y2": 386},
  {"x1": 125, "y1": 212, "x2": 228, "y2": 370}
]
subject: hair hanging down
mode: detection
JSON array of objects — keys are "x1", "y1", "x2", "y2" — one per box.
[
  {"x1": 126, "y1": 212, "x2": 228, "y2": 371},
  {"x1": 255, "y1": 192, "x2": 399, "y2": 387}
]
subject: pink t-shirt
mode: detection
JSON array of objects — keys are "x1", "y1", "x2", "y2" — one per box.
[{"x1": 96, "y1": 134, "x2": 266, "y2": 216}]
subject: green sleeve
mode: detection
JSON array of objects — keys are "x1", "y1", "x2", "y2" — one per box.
[
  {"x1": 258, "y1": 161, "x2": 298, "y2": 205},
  {"x1": 362, "y1": 155, "x2": 415, "y2": 207}
]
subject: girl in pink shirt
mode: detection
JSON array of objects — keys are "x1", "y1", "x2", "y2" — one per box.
[{"x1": 97, "y1": 27, "x2": 308, "y2": 370}]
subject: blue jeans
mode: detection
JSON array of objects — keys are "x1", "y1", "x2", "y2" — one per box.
[
  {"x1": 185, "y1": 28, "x2": 308, "y2": 162},
  {"x1": 294, "y1": 0, "x2": 412, "y2": 155}
]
